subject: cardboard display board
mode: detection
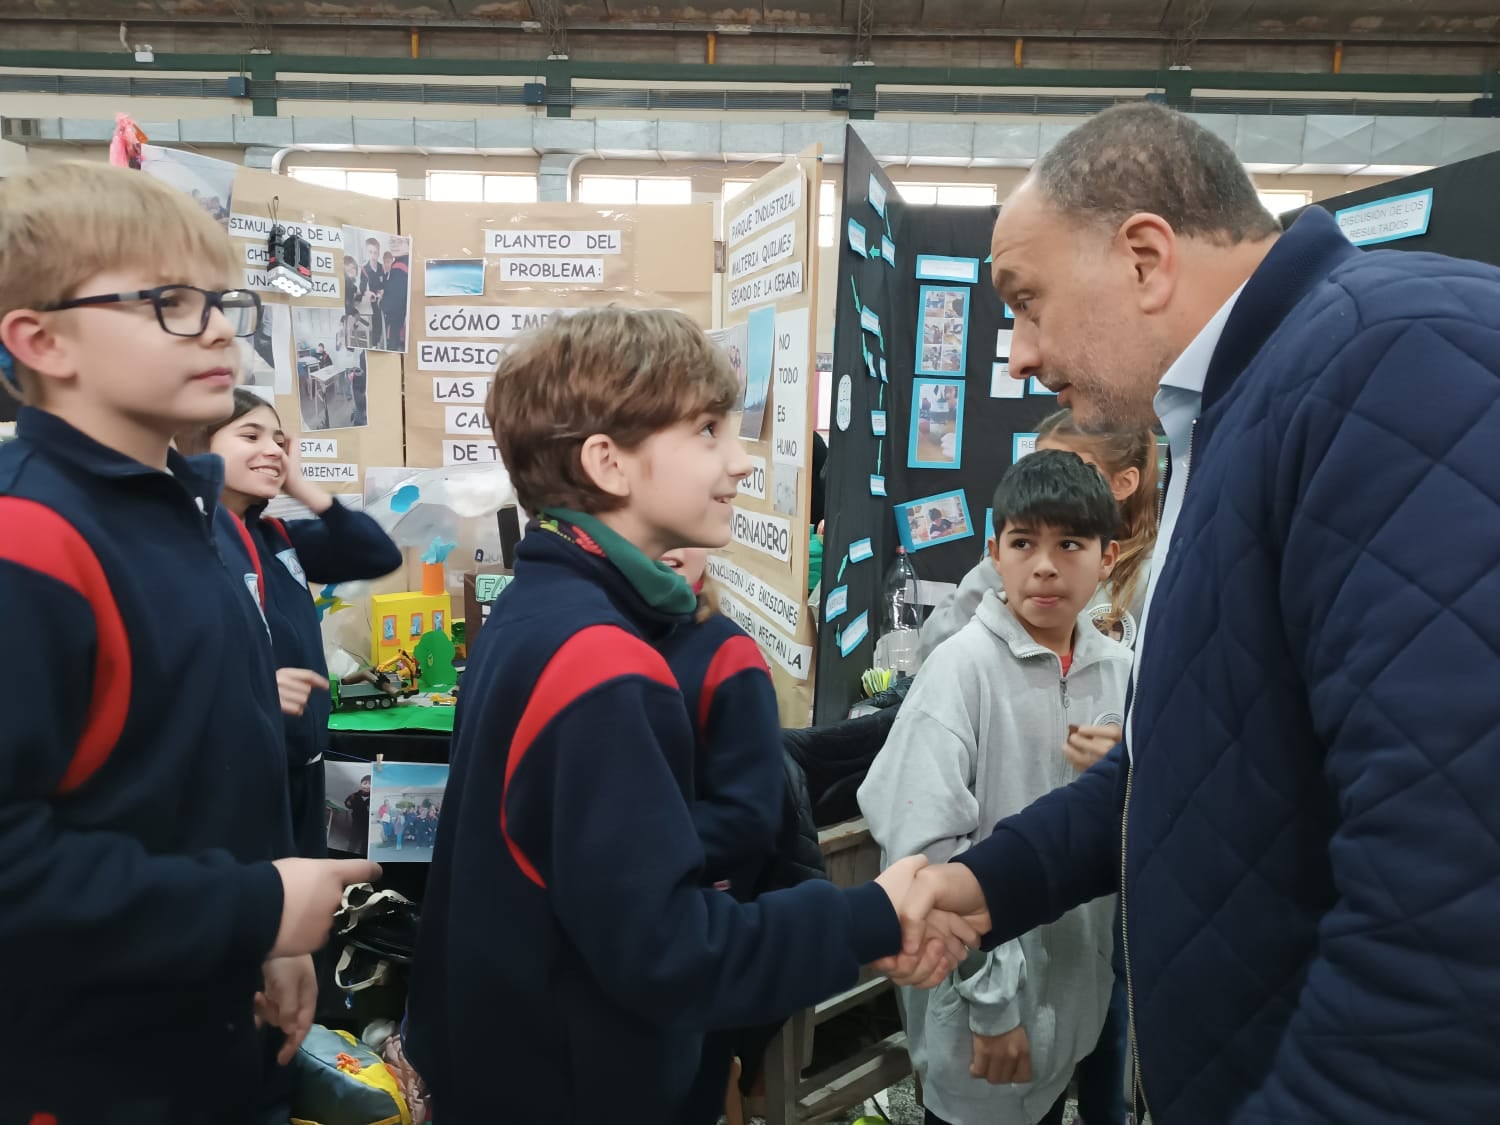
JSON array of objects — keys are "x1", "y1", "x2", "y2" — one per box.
[
  {"x1": 707, "y1": 150, "x2": 822, "y2": 728},
  {"x1": 814, "y1": 128, "x2": 1053, "y2": 722},
  {"x1": 397, "y1": 201, "x2": 716, "y2": 470}
]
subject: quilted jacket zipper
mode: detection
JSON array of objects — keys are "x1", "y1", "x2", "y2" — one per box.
[{"x1": 1124, "y1": 417, "x2": 1196, "y2": 1124}]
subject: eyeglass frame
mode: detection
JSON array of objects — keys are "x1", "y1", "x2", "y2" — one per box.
[{"x1": 40, "y1": 284, "x2": 264, "y2": 339}]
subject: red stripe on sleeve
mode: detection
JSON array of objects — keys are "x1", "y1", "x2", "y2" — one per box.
[
  {"x1": 501, "y1": 625, "x2": 679, "y2": 888},
  {"x1": 0, "y1": 499, "x2": 132, "y2": 795},
  {"x1": 697, "y1": 634, "x2": 768, "y2": 737}
]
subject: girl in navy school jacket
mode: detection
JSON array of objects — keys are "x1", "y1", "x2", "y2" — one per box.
[{"x1": 181, "y1": 387, "x2": 403, "y2": 857}]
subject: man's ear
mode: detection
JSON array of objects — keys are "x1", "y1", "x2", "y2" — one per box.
[
  {"x1": 1116, "y1": 212, "x2": 1178, "y2": 316},
  {"x1": 1098, "y1": 538, "x2": 1121, "y2": 583},
  {"x1": 578, "y1": 433, "x2": 631, "y2": 500}
]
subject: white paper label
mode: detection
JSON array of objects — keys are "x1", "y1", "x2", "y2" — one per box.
[
  {"x1": 715, "y1": 589, "x2": 812, "y2": 681},
  {"x1": 727, "y1": 220, "x2": 798, "y2": 284},
  {"x1": 727, "y1": 262, "x2": 804, "y2": 314},
  {"x1": 771, "y1": 307, "x2": 810, "y2": 470},
  {"x1": 731, "y1": 506, "x2": 793, "y2": 563},
  {"x1": 738, "y1": 454, "x2": 768, "y2": 501},
  {"x1": 484, "y1": 229, "x2": 621, "y2": 256},
  {"x1": 417, "y1": 340, "x2": 505, "y2": 373},
  {"x1": 707, "y1": 555, "x2": 802, "y2": 635},
  {"x1": 423, "y1": 305, "x2": 561, "y2": 339},
  {"x1": 497, "y1": 258, "x2": 605, "y2": 286},
  {"x1": 301, "y1": 461, "x2": 359, "y2": 483},
  {"x1": 824, "y1": 585, "x2": 849, "y2": 620},
  {"x1": 229, "y1": 213, "x2": 343, "y2": 248},
  {"x1": 443, "y1": 439, "x2": 502, "y2": 466},
  {"x1": 727, "y1": 175, "x2": 804, "y2": 247},
  {"x1": 432, "y1": 376, "x2": 488, "y2": 403},
  {"x1": 249, "y1": 244, "x2": 335, "y2": 273},
  {"x1": 243, "y1": 269, "x2": 340, "y2": 298},
  {"x1": 444, "y1": 405, "x2": 491, "y2": 436},
  {"x1": 299, "y1": 437, "x2": 338, "y2": 459}
]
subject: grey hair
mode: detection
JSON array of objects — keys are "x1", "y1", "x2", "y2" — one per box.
[{"x1": 1032, "y1": 103, "x2": 1282, "y2": 245}]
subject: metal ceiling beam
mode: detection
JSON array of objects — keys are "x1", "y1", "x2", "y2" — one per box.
[{"x1": 0, "y1": 14, "x2": 1495, "y2": 45}]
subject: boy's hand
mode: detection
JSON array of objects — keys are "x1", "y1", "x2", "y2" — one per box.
[
  {"x1": 1064, "y1": 723, "x2": 1122, "y2": 773},
  {"x1": 870, "y1": 859, "x2": 991, "y2": 988},
  {"x1": 256, "y1": 954, "x2": 318, "y2": 1065},
  {"x1": 277, "y1": 668, "x2": 330, "y2": 717},
  {"x1": 272, "y1": 858, "x2": 383, "y2": 957},
  {"x1": 972, "y1": 1026, "x2": 1032, "y2": 1084}
]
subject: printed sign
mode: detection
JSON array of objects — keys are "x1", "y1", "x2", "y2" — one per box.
[
  {"x1": 737, "y1": 454, "x2": 769, "y2": 501},
  {"x1": 1335, "y1": 188, "x2": 1434, "y2": 247},
  {"x1": 444, "y1": 405, "x2": 491, "y2": 436},
  {"x1": 716, "y1": 589, "x2": 812, "y2": 681},
  {"x1": 417, "y1": 341, "x2": 505, "y2": 373},
  {"x1": 300, "y1": 437, "x2": 338, "y2": 459},
  {"x1": 771, "y1": 307, "x2": 810, "y2": 470},
  {"x1": 424, "y1": 305, "x2": 561, "y2": 339},
  {"x1": 302, "y1": 462, "x2": 359, "y2": 483},
  {"x1": 731, "y1": 506, "x2": 793, "y2": 563},
  {"x1": 484, "y1": 230, "x2": 621, "y2": 256},
  {"x1": 727, "y1": 262, "x2": 804, "y2": 314},
  {"x1": 496, "y1": 258, "x2": 605, "y2": 286},
  {"x1": 443, "y1": 439, "x2": 502, "y2": 466},
  {"x1": 229, "y1": 213, "x2": 342, "y2": 248},
  {"x1": 243, "y1": 269, "x2": 340, "y2": 298},
  {"x1": 727, "y1": 220, "x2": 797, "y2": 284},
  {"x1": 727, "y1": 175, "x2": 804, "y2": 247},
  {"x1": 707, "y1": 555, "x2": 802, "y2": 636},
  {"x1": 432, "y1": 376, "x2": 488, "y2": 403}
]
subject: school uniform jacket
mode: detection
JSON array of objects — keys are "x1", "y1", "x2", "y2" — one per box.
[{"x1": 0, "y1": 408, "x2": 291, "y2": 1120}]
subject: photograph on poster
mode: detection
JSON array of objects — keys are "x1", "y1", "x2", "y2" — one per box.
[
  {"x1": 292, "y1": 306, "x2": 369, "y2": 432},
  {"x1": 425, "y1": 259, "x2": 486, "y2": 298},
  {"x1": 140, "y1": 145, "x2": 235, "y2": 230},
  {"x1": 324, "y1": 759, "x2": 371, "y2": 855},
  {"x1": 915, "y1": 285, "x2": 969, "y2": 376},
  {"x1": 369, "y1": 762, "x2": 449, "y2": 863},
  {"x1": 740, "y1": 306, "x2": 776, "y2": 441},
  {"x1": 708, "y1": 322, "x2": 750, "y2": 411},
  {"x1": 236, "y1": 302, "x2": 283, "y2": 403},
  {"x1": 908, "y1": 378, "x2": 965, "y2": 470},
  {"x1": 896, "y1": 489, "x2": 975, "y2": 553},
  {"x1": 341, "y1": 226, "x2": 412, "y2": 352}
]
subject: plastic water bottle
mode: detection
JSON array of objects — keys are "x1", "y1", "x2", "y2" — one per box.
[{"x1": 877, "y1": 547, "x2": 924, "y2": 673}]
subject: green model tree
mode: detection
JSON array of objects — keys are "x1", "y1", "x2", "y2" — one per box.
[{"x1": 413, "y1": 628, "x2": 458, "y2": 691}]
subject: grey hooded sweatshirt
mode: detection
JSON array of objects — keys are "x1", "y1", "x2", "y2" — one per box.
[{"x1": 859, "y1": 590, "x2": 1131, "y2": 1125}]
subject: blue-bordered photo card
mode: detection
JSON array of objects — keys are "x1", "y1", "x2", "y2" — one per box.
[
  {"x1": 915, "y1": 284, "x2": 970, "y2": 377},
  {"x1": 895, "y1": 488, "x2": 975, "y2": 553},
  {"x1": 1013, "y1": 431, "x2": 1039, "y2": 463},
  {"x1": 908, "y1": 377, "x2": 965, "y2": 470}
]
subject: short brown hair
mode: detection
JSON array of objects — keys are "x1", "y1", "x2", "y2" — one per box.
[
  {"x1": 0, "y1": 161, "x2": 239, "y2": 403},
  {"x1": 487, "y1": 307, "x2": 739, "y2": 514}
]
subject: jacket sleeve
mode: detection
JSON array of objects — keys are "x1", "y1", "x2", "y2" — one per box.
[
  {"x1": 953, "y1": 744, "x2": 1123, "y2": 946},
  {"x1": 692, "y1": 633, "x2": 784, "y2": 883},
  {"x1": 952, "y1": 943, "x2": 1027, "y2": 1036},
  {"x1": 1230, "y1": 319, "x2": 1500, "y2": 1122},
  {"x1": 0, "y1": 554, "x2": 285, "y2": 989},
  {"x1": 917, "y1": 560, "x2": 1001, "y2": 669},
  {"x1": 283, "y1": 501, "x2": 403, "y2": 585},
  {"x1": 506, "y1": 645, "x2": 900, "y2": 1032}
]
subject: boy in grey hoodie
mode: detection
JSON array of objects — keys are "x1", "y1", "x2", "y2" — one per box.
[{"x1": 859, "y1": 450, "x2": 1132, "y2": 1125}]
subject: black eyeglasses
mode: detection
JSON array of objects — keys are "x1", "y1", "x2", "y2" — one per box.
[{"x1": 43, "y1": 285, "x2": 263, "y2": 339}]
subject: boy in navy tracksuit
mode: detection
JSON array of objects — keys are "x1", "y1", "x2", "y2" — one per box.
[
  {"x1": 404, "y1": 308, "x2": 979, "y2": 1124},
  {"x1": 0, "y1": 162, "x2": 380, "y2": 1124},
  {"x1": 180, "y1": 387, "x2": 403, "y2": 857}
]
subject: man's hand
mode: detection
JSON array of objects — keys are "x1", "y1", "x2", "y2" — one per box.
[
  {"x1": 277, "y1": 668, "x2": 330, "y2": 717},
  {"x1": 971, "y1": 1026, "x2": 1032, "y2": 1084},
  {"x1": 1064, "y1": 723, "x2": 1121, "y2": 773},
  {"x1": 272, "y1": 857, "x2": 383, "y2": 958},
  {"x1": 256, "y1": 954, "x2": 318, "y2": 1065}
]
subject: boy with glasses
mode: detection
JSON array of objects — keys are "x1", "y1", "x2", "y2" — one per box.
[{"x1": 0, "y1": 162, "x2": 379, "y2": 1124}]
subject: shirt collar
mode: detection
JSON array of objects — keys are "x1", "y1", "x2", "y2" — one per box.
[{"x1": 1154, "y1": 284, "x2": 1246, "y2": 450}]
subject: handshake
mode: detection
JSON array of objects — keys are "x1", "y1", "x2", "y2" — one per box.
[{"x1": 869, "y1": 855, "x2": 991, "y2": 988}]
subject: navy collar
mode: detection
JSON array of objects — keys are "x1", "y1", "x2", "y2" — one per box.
[
  {"x1": 1201, "y1": 207, "x2": 1359, "y2": 417},
  {"x1": 17, "y1": 406, "x2": 224, "y2": 517}
]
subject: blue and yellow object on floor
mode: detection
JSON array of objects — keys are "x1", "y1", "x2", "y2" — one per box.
[{"x1": 290, "y1": 1026, "x2": 411, "y2": 1125}]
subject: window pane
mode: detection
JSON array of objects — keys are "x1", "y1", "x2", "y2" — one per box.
[
  {"x1": 288, "y1": 167, "x2": 346, "y2": 190},
  {"x1": 485, "y1": 175, "x2": 539, "y2": 203},
  {"x1": 818, "y1": 213, "x2": 835, "y2": 249},
  {"x1": 428, "y1": 171, "x2": 484, "y2": 202},
  {"x1": 937, "y1": 184, "x2": 998, "y2": 206},
  {"x1": 578, "y1": 176, "x2": 638, "y2": 204},
  {"x1": 895, "y1": 183, "x2": 938, "y2": 205},
  {"x1": 344, "y1": 171, "x2": 399, "y2": 199},
  {"x1": 723, "y1": 179, "x2": 753, "y2": 201},
  {"x1": 819, "y1": 180, "x2": 837, "y2": 217},
  {"x1": 636, "y1": 177, "x2": 692, "y2": 205},
  {"x1": 1257, "y1": 190, "x2": 1310, "y2": 216}
]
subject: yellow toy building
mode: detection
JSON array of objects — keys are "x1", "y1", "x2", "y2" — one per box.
[{"x1": 370, "y1": 591, "x2": 452, "y2": 666}]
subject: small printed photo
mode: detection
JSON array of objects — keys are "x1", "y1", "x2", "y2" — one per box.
[
  {"x1": 924, "y1": 322, "x2": 943, "y2": 346},
  {"x1": 369, "y1": 762, "x2": 450, "y2": 863},
  {"x1": 382, "y1": 615, "x2": 397, "y2": 642},
  {"x1": 140, "y1": 144, "x2": 235, "y2": 230},
  {"x1": 895, "y1": 489, "x2": 975, "y2": 553},
  {"x1": 908, "y1": 378, "x2": 965, "y2": 470},
  {"x1": 939, "y1": 345, "x2": 963, "y2": 373},
  {"x1": 291, "y1": 306, "x2": 370, "y2": 432},
  {"x1": 425, "y1": 258, "x2": 486, "y2": 298},
  {"x1": 324, "y1": 760, "x2": 372, "y2": 856},
  {"x1": 236, "y1": 302, "x2": 282, "y2": 403},
  {"x1": 341, "y1": 225, "x2": 412, "y2": 353},
  {"x1": 740, "y1": 306, "x2": 776, "y2": 441},
  {"x1": 708, "y1": 322, "x2": 750, "y2": 410},
  {"x1": 924, "y1": 290, "x2": 947, "y2": 315},
  {"x1": 921, "y1": 344, "x2": 944, "y2": 371},
  {"x1": 940, "y1": 323, "x2": 965, "y2": 349},
  {"x1": 916, "y1": 284, "x2": 969, "y2": 376},
  {"x1": 773, "y1": 468, "x2": 800, "y2": 516}
]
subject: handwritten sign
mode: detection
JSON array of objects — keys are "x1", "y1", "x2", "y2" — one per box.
[
  {"x1": 727, "y1": 262, "x2": 804, "y2": 314},
  {"x1": 727, "y1": 176, "x2": 803, "y2": 247},
  {"x1": 727, "y1": 220, "x2": 797, "y2": 283},
  {"x1": 771, "y1": 307, "x2": 810, "y2": 470}
]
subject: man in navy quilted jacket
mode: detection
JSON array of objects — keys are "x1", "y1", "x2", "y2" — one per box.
[{"x1": 883, "y1": 103, "x2": 1500, "y2": 1123}]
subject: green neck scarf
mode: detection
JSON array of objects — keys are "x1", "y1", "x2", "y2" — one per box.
[{"x1": 541, "y1": 508, "x2": 698, "y2": 617}]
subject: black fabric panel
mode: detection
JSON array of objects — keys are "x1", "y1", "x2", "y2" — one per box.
[
  {"x1": 814, "y1": 127, "x2": 1054, "y2": 721},
  {"x1": 1286, "y1": 150, "x2": 1500, "y2": 266}
]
